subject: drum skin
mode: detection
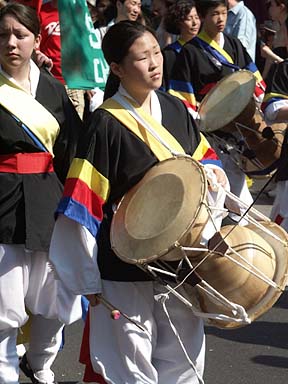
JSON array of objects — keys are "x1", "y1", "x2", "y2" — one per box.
[
  {"x1": 110, "y1": 156, "x2": 209, "y2": 264},
  {"x1": 197, "y1": 70, "x2": 286, "y2": 177},
  {"x1": 186, "y1": 222, "x2": 288, "y2": 329}
]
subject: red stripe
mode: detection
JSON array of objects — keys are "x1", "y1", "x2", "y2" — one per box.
[
  {"x1": 80, "y1": 311, "x2": 107, "y2": 383},
  {"x1": 275, "y1": 214, "x2": 283, "y2": 225},
  {"x1": 182, "y1": 99, "x2": 197, "y2": 111},
  {"x1": 198, "y1": 82, "x2": 217, "y2": 96},
  {"x1": 0, "y1": 153, "x2": 53, "y2": 174},
  {"x1": 202, "y1": 147, "x2": 219, "y2": 160},
  {"x1": 63, "y1": 178, "x2": 105, "y2": 221}
]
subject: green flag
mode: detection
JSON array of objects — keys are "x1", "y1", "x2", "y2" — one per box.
[{"x1": 58, "y1": 0, "x2": 109, "y2": 90}]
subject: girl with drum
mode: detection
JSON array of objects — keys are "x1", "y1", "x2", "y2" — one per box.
[
  {"x1": 49, "y1": 20, "x2": 228, "y2": 384},
  {"x1": 0, "y1": 3, "x2": 83, "y2": 383},
  {"x1": 168, "y1": 0, "x2": 266, "y2": 220}
]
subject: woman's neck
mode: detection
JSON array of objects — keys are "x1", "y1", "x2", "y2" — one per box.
[
  {"x1": 204, "y1": 28, "x2": 221, "y2": 44},
  {"x1": 122, "y1": 85, "x2": 152, "y2": 114},
  {"x1": 4, "y1": 63, "x2": 31, "y2": 93}
]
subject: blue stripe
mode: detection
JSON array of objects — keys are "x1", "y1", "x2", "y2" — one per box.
[
  {"x1": 200, "y1": 159, "x2": 223, "y2": 168},
  {"x1": 169, "y1": 79, "x2": 194, "y2": 93},
  {"x1": 56, "y1": 197, "x2": 101, "y2": 237},
  {"x1": 11, "y1": 113, "x2": 48, "y2": 152}
]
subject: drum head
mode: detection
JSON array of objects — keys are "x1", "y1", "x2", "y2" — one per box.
[
  {"x1": 110, "y1": 157, "x2": 208, "y2": 265},
  {"x1": 198, "y1": 70, "x2": 256, "y2": 132}
]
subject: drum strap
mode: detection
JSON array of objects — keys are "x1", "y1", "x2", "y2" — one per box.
[{"x1": 101, "y1": 93, "x2": 186, "y2": 161}]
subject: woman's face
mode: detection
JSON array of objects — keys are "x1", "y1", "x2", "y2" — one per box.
[
  {"x1": 0, "y1": 15, "x2": 40, "y2": 73},
  {"x1": 115, "y1": 31, "x2": 163, "y2": 96},
  {"x1": 179, "y1": 6, "x2": 201, "y2": 41}
]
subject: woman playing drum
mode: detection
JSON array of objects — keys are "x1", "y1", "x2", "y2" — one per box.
[{"x1": 49, "y1": 20, "x2": 228, "y2": 384}]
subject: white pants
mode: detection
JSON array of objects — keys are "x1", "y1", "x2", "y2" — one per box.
[
  {"x1": 89, "y1": 280, "x2": 205, "y2": 384},
  {"x1": 270, "y1": 181, "x2": 288, "y2": 232},
  {"x1": 0, "y1": 244, "x2": 80, "y2": 383}
]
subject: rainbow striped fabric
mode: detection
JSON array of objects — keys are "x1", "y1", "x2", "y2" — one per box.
[{"x1": 57, "y1": 158, "x2": 110, "y2": 237}]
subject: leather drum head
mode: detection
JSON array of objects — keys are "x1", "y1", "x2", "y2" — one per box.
[
  {"x1": 110, "y1": 156, "x2": 208, "y2": 265},
  {"x1": 198, "y1": 70, "x2": 256, "y2": 132}
]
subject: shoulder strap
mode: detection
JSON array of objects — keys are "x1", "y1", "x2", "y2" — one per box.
[
  {"x1": 100, "y1": 94, "x2": 186, "y2": 161},
  {"x1": 0, "y1": 73, "x2": 60, "y2": 155}
]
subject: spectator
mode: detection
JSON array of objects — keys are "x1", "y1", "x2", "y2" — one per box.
[
  {"x1": 151, "y1": 0, "x2": 177, "y2": 48},
  {"x1": 39, "y1": 0, "x2": 86, "y2": 119},
  {"x1": 225, "y1": 0, "x2": 257, "y2": 61}
]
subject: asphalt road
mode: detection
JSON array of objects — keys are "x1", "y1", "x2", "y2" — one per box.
[{"x1": 21, "y1": 181, "x2": 288, "y2": 384}]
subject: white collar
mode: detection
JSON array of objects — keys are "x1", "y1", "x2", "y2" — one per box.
[
  {"x1": 118, "y1": 84, "x2": 162, "y2": 123},
  {"x1": 219, "y1": 32, "x2": 225, "y2": 49},
  {"x1": 0, "y1": 59, "x2": 40, "y2": 98}
]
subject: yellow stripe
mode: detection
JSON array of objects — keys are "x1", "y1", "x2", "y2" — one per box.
[
  {"x1": 168, "y1": 89, "x2": 196, "y2": 106},
  {"x1": 192, "y1": 133, "x2": 211, "y2": 161},
  {"x1": 101, "y1": 98, "x2": 185, "y2": 161},
  {"x1": 67, "y1": 158, "x2": 110, "y2": 201},
  {"x1": 253, "y1": 70, "x2": 263, "y2": 83},
  {"x1": 0, "y1": 73, "x2": 59, "y2": 155},
  {"x1": 263, "y1": 92, "x2": 288, "y2": 102},
  {"x1": 198, "y1": 30, "x2": 234, "y2": 63}
]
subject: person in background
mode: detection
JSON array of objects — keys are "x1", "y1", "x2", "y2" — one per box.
[
  {"x1": 168, "y1": 0, "x2": 266, "y2": 217},
  {"x1": 93, "y1": 0, "x2": 116, "y2": 27},
  {"x1": 162, "y1": 0, "x2": 201, "y2": 88},
  {"x1": 151, "y1": 0, "x2": 177, "y2": 48},
  {"x1": 225, "y1": 0, "x2": 257, "y2": 61},
  {"x1": 49, "y1": 20, "x2": 228, "y2": 384},
  {"x1": 87, "y1": 0, "x2": 98, "y2": 24},
  {"x1": 256, "y1": 23, "x2": 284, "y2": 78},
  {"x1": 262, "y1": 0, "x2": 288, "y2": 77},
  {"x1": 262, "y1": 60, "x2": 288, "y2": 231},
  {"x1": 39, "y1": 0, "x2": 86, "y2": 119},
  {"x1": 0, "y1": 3, "x2": 82, "y2": 383}
]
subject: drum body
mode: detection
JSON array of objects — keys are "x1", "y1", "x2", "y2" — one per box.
[
  {"x1": 198, "y1": 70, "x2": 286, "y2": 177},
  {"x1": 185, "y1": 221, "x2": 288, "y2": 328},
  {"x1": 110, "y1": 156, "x2": 209, "y2": 264},
  {"x1": 110, "y1": 157, "x2": 288, "y2": 329}
]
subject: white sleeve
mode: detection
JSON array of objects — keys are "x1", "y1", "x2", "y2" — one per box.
[
  {"x1": 264, "y1": 100, "x2": 288, "y2": 125},
  {"x1": 49, "y1": 215, "x2": 102, "y2": 296}
]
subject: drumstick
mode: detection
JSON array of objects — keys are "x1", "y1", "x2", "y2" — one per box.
[{"x1": 96, "y1": 295, "x2": 146, "y2": 332}]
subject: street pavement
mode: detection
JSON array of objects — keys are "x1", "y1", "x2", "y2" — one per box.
[{"x1": 20, "y1": 180, "x2": 288, "y2": 384}]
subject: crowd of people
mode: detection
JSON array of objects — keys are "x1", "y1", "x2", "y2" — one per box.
[{"x1": 1, "y1": 0, "x2": 288, "y2": 384}]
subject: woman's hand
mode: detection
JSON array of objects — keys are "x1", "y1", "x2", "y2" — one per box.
[
  {"x1": 211, "y1": 167, "x2": 228, "y2": 189},
  {"x1": 34, "y1": 50, "x2": 53, "y2": 71}
]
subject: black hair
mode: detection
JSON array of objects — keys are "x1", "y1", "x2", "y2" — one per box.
[
  {"x1": 102, "y1": 20, "x2": 157, "y2": 64},
  {"x1": 0, "y1": 2, "x2": 40, "y2": 37},
  {"x1": 102, "y1": 20, "x2": 159, "y2": 99},
  {"x1": 196, "y1": 0, "x2": 228, "y2": 18},
  {"x1": 164, "y1": 0, "x2": 196, "y2": 35}
]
